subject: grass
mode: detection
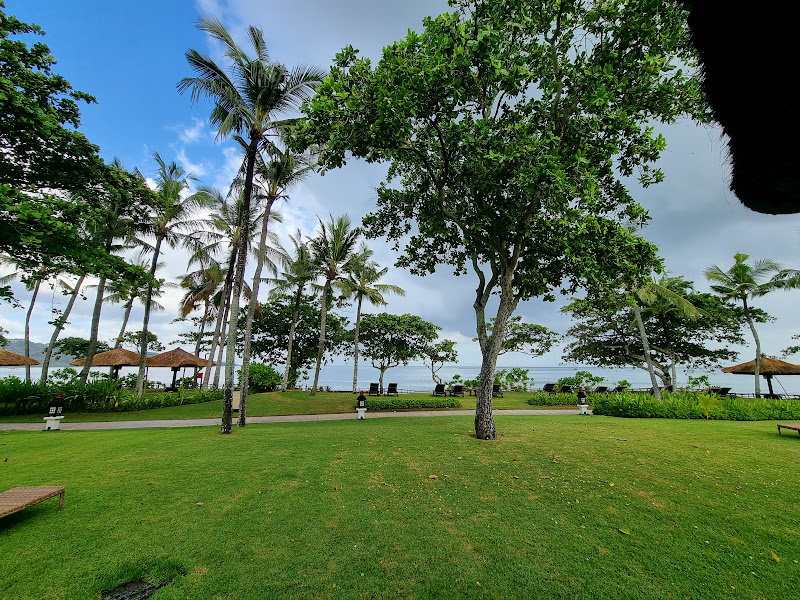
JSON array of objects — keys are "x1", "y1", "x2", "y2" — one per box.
[
  {"x1": 0, "y1": 390, "x2": 549, "y2": 423},
  {"x1": 1, "y1": 416, "x2": 799, "y2": 598}
]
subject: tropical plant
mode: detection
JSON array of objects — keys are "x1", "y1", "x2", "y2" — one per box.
[
  {"x1": 308, "y1": 214, "x2": 363, "y2": 395},
  {"x1": 705, "y1": 253, "x2": 788, "y2": 397},
  {"x1": 39, "y1": 274, "x2": 87, "y2": 381},
  {"x1": 337, "y1": 252, "x2": 405, "y2": 392},
  {"x1": 269, "y1": 229, "x2": 319, "y2": 390},
  {"x1": 422, "y1": 339, "x2": 458, "y2": 385},
  {"x1": 179, "y1": 16, "x2": 324, "y2": 432},
  {"x1": 133, "y1": 152, "x2": 205, "y2": 397}
]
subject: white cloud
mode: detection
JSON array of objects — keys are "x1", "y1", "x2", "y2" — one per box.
[{"x1": 177, "y1": 118, "x2": 206, "y2": 144}]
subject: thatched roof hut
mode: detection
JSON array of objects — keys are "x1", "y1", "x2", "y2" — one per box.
[
  {"x1": 69, "y1": 348, "x2": 141, "y2": 367},
  {"x1": 722, "y1": 357, "x2": 800, "y2": 376},
  {"x1": 145, "y1": 348, "x2": 211, "y2": 368},
  {"x1": 0, "y1": 349, "x2": 40, "y2": 366}
]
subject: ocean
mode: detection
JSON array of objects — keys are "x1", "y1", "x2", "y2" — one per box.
[{"x1": 2, "y1": 363, "x2": 796, "y2": 396}]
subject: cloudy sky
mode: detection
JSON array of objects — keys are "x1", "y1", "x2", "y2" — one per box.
[{"x1": 4, "y1": 0, "x2": 799, "y2": 371}]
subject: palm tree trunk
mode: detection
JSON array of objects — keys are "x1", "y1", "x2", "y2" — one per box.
[
  {"x1": 221, "y1": 136, "x2": 258, "y2": 434},
  {"x1": 282, "y1": 285, "x2": 304, "y2": 391},
  {"x1": 742, "y1": 298, "x2": 762, "y2": 397},
  {"x1": 79, "y1": 275, "x2": 107, "y2": 384},
  {"x1": 203, "y1": 251, "x2": 236, "y2": 390},
  {"x1": 238, "y1": 197, "x2": 277, "y2": 427},
  {"x1": 24, "y1": 278, "x2": 41, "y2": 383},
  {"x1": 40, "y1": 274, "x2": 86, "y2": 383},
  {"x1": 632, "y1": 301, "x2": 662, "y2": 400},
  {"x1": 193, "y1": 301, "x2": 210, "y2": 385},
  {"x1": 351, "y1": 296, "x2": 363, "y2": 393},
  {"x1": 114, "y1": 296, "x2": 135, "y2": 349},
  {"x1": 311, "y1": 281, "x2": 331, "y2": 396},
  {"x1": 136, "y1": 236, "x2": 164, "y2": 397}
]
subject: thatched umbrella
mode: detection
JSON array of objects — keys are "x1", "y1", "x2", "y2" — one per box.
[
  {"x1": 69, "y1": 348, "x2": 141, "y2": 380},
  {"x1": 145, "y1": 348, "x2": 213, "y2": 389},
  {"x1": 0, "y1": 349, "x2": 40, "y2": 366},
  {"x1": 722, "y1": 356, "x2": 800, "y2": 396}
]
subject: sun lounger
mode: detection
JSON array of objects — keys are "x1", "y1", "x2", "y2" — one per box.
[
  {"x1": 368, "y1": 383, "x2": 380, "y2": 396},
  {"x1": 0, "y1": 486, "x2": 65, "y2": 519},
  {"x1": 433, "y1": 383, "x2": 446, "y2": 397},
  {"x1": 449, "y1": 384, "x2": 465, "y2": 397},
  {"x1": 610, "y1": 386, "x2": 627, "y2": 393},
  {"x1": 492, "y1": 384, "x2": 503, "y2": 397},
  {"x1": 385, "y1": 383, "x2": 399, "y2": 396},
  {"x1": 777, "y1": 423, "x2": 800, "y2": 436},
  {"x1": 591, "y1": 386, "x2": 609, "y2": 394},
  {"x1": 557, "y1": 384, "x2": 574, "y2": 394},
  {"x1": 542, "y1": 383, "x2": 557, "y2": 394}
]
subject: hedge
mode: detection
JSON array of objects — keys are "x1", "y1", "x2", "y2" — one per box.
[{"x1": 364, "y1": 397, "x2": 462, "y2": 410}]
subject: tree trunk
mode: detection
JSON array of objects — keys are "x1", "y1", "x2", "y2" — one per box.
[
  {"x1": 351, "y1": 296, "x2": 363, "y2": 393},
  {"x1": 282, "y1": 285, "x2": 304, "y2": 391},
  {"x1": 378, "y1": 366, "x2": 387, "y2": 392},
  {"x1": 40, "y1": 274, "x2": 86, "y2": 383},
  {"x1": 135, "y1": 236, "x2": 164, "y2": 397},
  {"x1": 743, "y1": 298, "x2": 762, "y2": 397},
  {"x1": 632, "y1": 301, "x2": 662, "y2": 400},
  {"x1": 238, "y1": 197, "x2": 277, "y2": 427},
  {"x1": 24, "y1": 278, "x2": 41, "y2": 383},
  {"x1": 79, "y1": 274, "x2": 107, "y2": 384},
  {"x1": 114, "y1": 296, "x2": 135, "y2": 349},
  {"x1": 310, "y1": 280, "x2": 331, "y2": 396},
  {"x1": 221, "y1": 136, "x2": 258, "y2": 433},
  {"x1": 203, "y1": 250, "x2": 236, "y2": 391}
]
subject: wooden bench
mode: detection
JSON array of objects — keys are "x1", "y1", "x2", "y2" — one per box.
[
  {"x1": 0, "y1": 486, "x2": 65, "y2": 519},
  {"x1": 777, "y1": 423, "x2": 800, "y2": 436}
]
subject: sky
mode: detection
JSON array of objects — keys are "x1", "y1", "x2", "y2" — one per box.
[{"x1": 3, "y1": 0, "x2": 799, "y2": 373}]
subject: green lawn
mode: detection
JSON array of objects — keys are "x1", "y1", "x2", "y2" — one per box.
[
  {"x1": 0, "y1": 390, "x2": 547, "y2": 423},
  {"x1": 1, "y1": 416, "x2": 798, "y2": 598}
]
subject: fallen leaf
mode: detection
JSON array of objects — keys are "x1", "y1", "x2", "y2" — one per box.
[
  {"x1": 609, "y1": 482, "x2": 615, "y2": 487},
  {"x1": 771, "y1": 551, "x2": 781, "y2": 563},
  {"x1": 618, "y1": 529, "x2": 631, "y2": 535},
  {"x1": 476, "y1": 581, "x2": 481, "y2": 587},
  {"x1": 512, "y1": 476, "x2": 519, "y2": 479},
  {"x1": 196, "y1": 502, "x2": 205, "y2": 506},
  {"x1": 428, "y1": 475, "x2": 439, "y2": 479},
  {"x1": 334, "y1": 485, "x2": 339, "y2": 491},
  {"x1": 539, "y1": 476, "x2": 550, "y2": 479}
]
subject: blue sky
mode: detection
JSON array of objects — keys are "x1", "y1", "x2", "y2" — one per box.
[{"x1": 4, "y1": 0, "x2": 800, "y2": 376}]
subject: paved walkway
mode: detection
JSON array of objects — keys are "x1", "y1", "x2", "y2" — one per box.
[{"x1": 0, "y1": 408, "x2": 584, "y2": 431}]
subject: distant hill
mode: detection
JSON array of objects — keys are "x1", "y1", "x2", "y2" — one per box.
[{"x1": 2, "y1": 339, "x2": 160, "y2": 366}]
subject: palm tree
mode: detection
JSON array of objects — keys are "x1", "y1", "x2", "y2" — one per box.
[
  {"x1": 705, "y1": 253, "x2": 787, "y2": 397},
  {"x1": 134, "y1": 152, "x2": 205, "y2": 397},
  {"x1": 39, "y1": 274, "x2": 87, "y2": 382},
  {"x1": 309, "y1": 214, "x2": 363, "y2": 396},
  {"x1": 178, "y1": 261, "x2": 226, "y2": 361},
  {"x1": 629, "y1": 275, "x2": 701, "y2": 399},
  {"x1": 237, "y1": 145, "x2": 315, "y2": 425},
  {"x1": 337, "y1": 253, "x2": 405, "y2": 392},
  {"x1": 179, "y1": 16, "x2": 324, "y2": 432},
  {"x1": 105, "y1": 258, "x2": 168, "y2": 350},
  {"x1": 269, "y1": 229, "x2": 319, "y2": 391}
]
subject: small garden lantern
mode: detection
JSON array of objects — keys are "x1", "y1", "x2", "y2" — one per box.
[
  {"x1": 356, "y1": 392, "x2": 367, "y2": 420},
  {"x1": 44, "y1": 391, "x2": 65, "y2": 431},
  {"x1": 577, "y1": 387, "x2": 590, "y2": 416}
]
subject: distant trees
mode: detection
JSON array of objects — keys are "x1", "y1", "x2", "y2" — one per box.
[
  {"x1": 358, "y1": 313, "x2": 440, "y2": 391},
  {"x1": 422, "y1": 339, "x2": 458, "y2": 385}
]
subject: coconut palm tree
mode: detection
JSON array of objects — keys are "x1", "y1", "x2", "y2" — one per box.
[
  {"x1": 629, "y1": 275, "x2": 701, "y2": 399},
  {"x1": 179, "y1": 16, "x2": 324, "y2": 433},
  {"x1": 308, "y1": 214, "x2": 363, "y2": 396},
  {"x1": 705, "y1": 253, "x2": 787, "y2": 397},
  {"x1": 39, "y1": 274, "x2": 86, "y2": 382},
  {"x1": 337, "y1": 253, "x2": 406, "y2": 392},
  {"x1": 134, "y1": 152, "x2": 206, "y2": 397},
  {"x1": 105, "y1": 258, "x2": 168, "y2": 350},
  {"x1": 237, "y1": 145, "x2": 315, "y2": 425},
  {"x1": 269, "y1": 229, "x2": 319, "y2": 391}
]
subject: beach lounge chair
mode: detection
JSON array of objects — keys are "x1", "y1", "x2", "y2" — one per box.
[
  {"x1": 1, "y1": 486, "x2": 65, "y2": 519},
  {"x1": 558, "y1": 384, "x2": 574, "y2": 394},
  {"x1": 610, "y1": 386, "x2": 627, "y2": 393},
  {"x1": 591, "y1": 386, "x2": 609, "y2": 394},
  {"x1": 368, "y1": 383, "x2": 380, "y2": 396},
  {"x1": 385, "y1": 383, "x2": 399, "y2": 396},
  {"x1": 542, "y1": 383, "x2": 557, "y2": 394},
  {"x1": 433, "y1": 383, "x2": 446, "y2": 396},
  {"x1": 711, "y1": 387, "x2": 732, "y2": 397},
  {"x1": 449, "y1": 384, "x2": 465, "y2": 397},
  {"x1": 492, "y1": 383, "x2": 504, "y2": 397}
]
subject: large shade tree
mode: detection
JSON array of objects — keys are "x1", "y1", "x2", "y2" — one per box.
[
  {"x1": 296, "y1": 0, "x2": 706, "y2": 438},
  {"x1": 705, "y1": 253, "x2": 789, "y2": 397},
  {"x1": 179, "y1": 16, "x2": 324, "y2": 433}
]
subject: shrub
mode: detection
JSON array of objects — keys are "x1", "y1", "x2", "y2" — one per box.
[
  {"x1": 556, "y1": 370, "x2": 604, "y2": 388},
  {"x1": 590, "y1": 390, "x2": 800, "y2": 421},
  {"x1": 364, "y1": 396, "x2": 462, "y2": 410},
  {"x1": 527, "y1": 392, "x2": 579, "y2": 406},
  {"x1": 244, "y1": 363, "x2": 281, "y2": 392}
]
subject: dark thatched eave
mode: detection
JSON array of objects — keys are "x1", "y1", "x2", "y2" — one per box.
[
  {"x1": 145, "y1": 348, "x2": 212, "y2": 368},
  {"x1": 722, "y1": 357, "x2": 800, "y2": 376},
  {"x1": 681, "y1": 0, "x2": 799, "y2": 214},
  {"x1": 0, "y1": 349, "x2": 40, "y2": 366},
  {"x1": 69, "y1": 348, "x2": 141, "y2": 367}
]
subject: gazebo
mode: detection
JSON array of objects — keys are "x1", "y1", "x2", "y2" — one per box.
[
  {"x1": 145, "y1": 348, "x2": 213, "y2": 390},
  {"x1": 0, "y1": 349, "x2": 40, "y2": 366},
  {"x1": 722, "y1": 356, "x2": 800, "y2": 397},
  {"x1": 69, "y1": 348, "x2": 141, "y2": 380}
]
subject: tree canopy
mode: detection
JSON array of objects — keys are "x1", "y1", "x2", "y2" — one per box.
[{"x1": 295, "y1": 0, "x2": 706, "y2": 438}]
